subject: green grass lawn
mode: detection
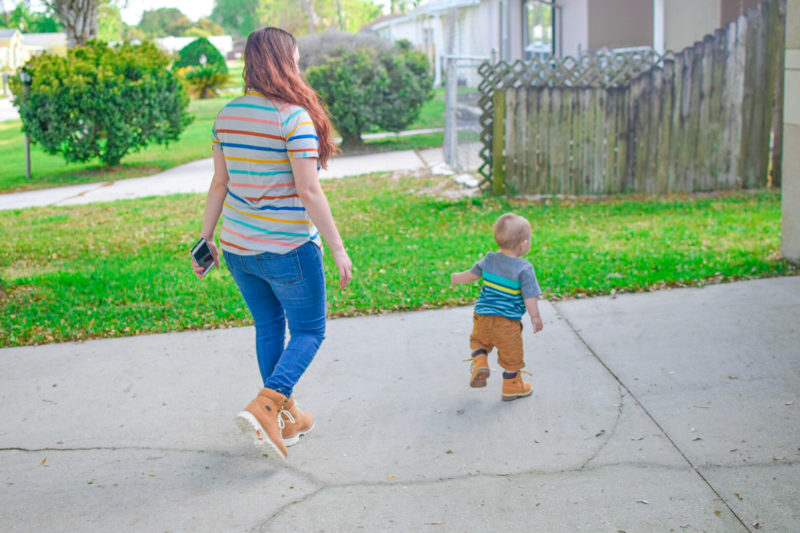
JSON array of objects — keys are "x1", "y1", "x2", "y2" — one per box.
[
  {"x1": 0, "y1": 174, "x2": 794, "y2": 347},
  {"x1": 0, "y1": 88, "x2": 445, "y2": 194}
]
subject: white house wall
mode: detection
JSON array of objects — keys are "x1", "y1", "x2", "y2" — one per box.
[
  {"x1": 558, "y1": 0, "x2": 589, "y2": 57},
  {"x1": 663, "y1": 0, "x2": 720, "y2": 52}
]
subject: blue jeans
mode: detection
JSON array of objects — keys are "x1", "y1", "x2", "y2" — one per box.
[{"x1": 224, "y1": 242, "x2": 326, "y2": 398}]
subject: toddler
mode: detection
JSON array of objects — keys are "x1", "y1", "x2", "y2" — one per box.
[{"x1": 450, "y1": 213, "x2": 543, "y2": 400}]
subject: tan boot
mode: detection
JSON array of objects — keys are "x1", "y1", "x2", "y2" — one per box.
[
  {"x1": 281, "y1": 397, "x2": 315, "y2": 447},
  {"x1": 501, "y1": 371, "x2": 533, "y2": 401},
  {"x1": 468, "y1": 353, "x2": 490, "y2": 388},
  {"x1": 236, "y1": 388, "x2": 289, "y2": 460}
]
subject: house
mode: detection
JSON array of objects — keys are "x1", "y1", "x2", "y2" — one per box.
[
  {"x1": 363, "y1": 0, "x2": 765, "y2": 84},
  {"x1": 0, "y1": 28, "x2": 24, "y2": 71},
  {"x1": 20, "y1": 32, "x2": 67, "y2": 59}
]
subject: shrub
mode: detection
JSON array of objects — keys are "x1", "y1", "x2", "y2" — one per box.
[
  {"x1": 11, "y1": 40, "x2": 193, "y2": 167},
  {"x1": 297, "y1": 30, "x2": 390, "y2": 71},
  {"x1": 181, "y1": 65, "x2": 229, "y2": 98},
  {"x1": 173, "y1": 37, "x2": 228, "y2": 74},
  {"x1": 305, "y1": 37, "x2": 433, "y2": 148}
]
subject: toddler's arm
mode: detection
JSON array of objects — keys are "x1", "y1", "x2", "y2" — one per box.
[
  {"x1": 525, "y1": 297, "x2": 543, "y2": 333},
  {"x1": 451, "y1": 270, "x2": 481, "y2": 287}
]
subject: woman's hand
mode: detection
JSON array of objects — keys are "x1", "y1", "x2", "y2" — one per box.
[
  {"x1": 330, "y1": 246, "x2": 352, "y2": 290},
  {"x1": 191, "y1": 238, "x2": 220, "y2": 279}
]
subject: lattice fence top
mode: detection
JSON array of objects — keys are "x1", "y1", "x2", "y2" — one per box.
[{"x1": 477, "y1": 50, "x2": 674, "y2": 182}]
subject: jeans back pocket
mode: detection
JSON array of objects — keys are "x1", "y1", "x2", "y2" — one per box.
[{"x1": 255, "y1": 250, "x2": 303, "y2": 285}]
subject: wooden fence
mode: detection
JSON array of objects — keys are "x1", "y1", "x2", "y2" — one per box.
[{"x1": 481, "y1": 0, "x2": 785, "y2": 195}]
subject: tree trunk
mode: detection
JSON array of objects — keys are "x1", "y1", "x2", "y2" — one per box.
[
  {"x1": 340, "y1": 133, "x2": 365, "y2": 152},
  {"x1": 46, "y1": 0, "x2": 98, "y2": 48},
  {"x1": 300, "y1": 0, "x2": 318, "y2": 34}
]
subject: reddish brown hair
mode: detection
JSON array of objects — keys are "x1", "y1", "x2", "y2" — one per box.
[{"x1": 244, "y1": 27, "x2": 337, "y2": 168}]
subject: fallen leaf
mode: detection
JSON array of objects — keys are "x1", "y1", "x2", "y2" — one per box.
[
  {"x1": 692, "y1": 437, "x2": 703, "y2": 441},
  {"x1": 753, "y1": 522, "x2": 761, "y2": 530},
  {"x1": 595, "y1": 429, "x2": 606, "y2": 437},
  {"x1": 149, "y1": 474, "x2": 156, "y2": 477},
  {"x1": 388, "y1": 474, "x2": 397, "y2": 479},
  {"x1": 426, "y1": 522, "x2": 443, "y2": 526},
  {"x1": 631, "y1": 436, "x2": 646, "y2": 441},
  {"x1": 445, "y1": 450, "x2": 454, "y2": 455},
  {"x1": 635, "y1": 499, "x2": 649, "y2": 504},
  {"x1": 734, "y1": 493, "x2": 742, "y2": 500},
  {"x1": 728, "y1": 376, "x2": 738, "y2": 380},
  {"x1": 39, "y1": 458, "x2": 46, "y2": 466},
  {"x1": 773, "y1": 456, "x2": 786, "y2": 461},
  {"x1": 714, "y1": 509, "x2": 721, "y2": 516},
  {"x1": 456, "y1": 409, "x2": 465, "y2": 415}
]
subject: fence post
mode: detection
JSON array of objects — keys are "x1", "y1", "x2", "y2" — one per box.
[{"x1": 492, "y1": 89, "x2": 506, "y2": 195}]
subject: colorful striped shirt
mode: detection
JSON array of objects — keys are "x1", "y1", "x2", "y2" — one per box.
[
  {"x1": 212, "y1": 93, "x2": 321, "y2": 255},
  {"x1": 470, "y1": 252, "x2": 542, "y2": 320}
]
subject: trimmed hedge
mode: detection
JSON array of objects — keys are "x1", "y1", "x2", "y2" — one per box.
[
  {"x1": 173, "y1": 37, "x2": 228, "y2": 74},
  {"x1": 11, "y1": 41, "x2": 192, "y2": 167},
  {"x1": 305, "y1": 37, "x2": 433, "y2": 147}
]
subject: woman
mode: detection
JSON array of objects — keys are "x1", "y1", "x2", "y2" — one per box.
[{"x1": 192, "y1": 27, "x2": 352, "y2": 461}]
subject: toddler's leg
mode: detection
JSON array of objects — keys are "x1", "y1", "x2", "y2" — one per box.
[
  {"x1": 495, "y1": 319, "x2": 532, "y2": 401},
  {"x1": 468, "y1": 314, "x2": 492, "y2": 388}
]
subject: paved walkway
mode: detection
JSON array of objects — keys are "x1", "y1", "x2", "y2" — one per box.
[
  {"x1": 0, "y1": 147, "x2": 449, "y2": 211},
  {"x1": 0, "y1": 97, "x2": 18, "y2": 122},
  {"x1": 1, "y1": 277, "x2": 798, "y2": 531}
]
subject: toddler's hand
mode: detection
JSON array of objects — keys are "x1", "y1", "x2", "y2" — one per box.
[{"x1": 531, "y1": 315, "x2": 543, "y2": 333}]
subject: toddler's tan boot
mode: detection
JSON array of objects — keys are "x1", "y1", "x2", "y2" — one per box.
[
  {"x1": 281, "y1": 396, "x2": 315, "y2": 447},
  {"x1": 236, "y1": 388, "x2": 289, "y2": 460},
  {"x1": 468, "y1": 353, "x2": 490, "y2": 388},
  {"x1": 501, "y1": 371, "x2": 533, "y2": 401}
]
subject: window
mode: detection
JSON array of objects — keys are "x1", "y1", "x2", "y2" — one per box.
[{"x1": 523, "y1": 0, "x2": 555, "y2": 60}]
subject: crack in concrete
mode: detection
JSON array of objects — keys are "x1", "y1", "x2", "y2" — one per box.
[
  {"x1": 580, "y1": 384, "x2": 625, "y2": 470},
  {"x1": 253, "y1": 460, "x2": 697, "y2": 531},
  {"x1": 551, "y1": 302, "x2": 754, "y2": 533},
  {"x1": 0, "y1": 446, "x2": 237, "y2": 456}
]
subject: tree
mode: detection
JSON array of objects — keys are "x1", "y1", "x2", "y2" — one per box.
[
  {"x1": 211, "y1": 0, "x2": 260, "y2": 38},
  {"x1": 97, "y1": 0, "x2": 123, "y2": 42},
  {"x1": 43, "y1": 0, "x2": 98, "y2": 47},
  {"x1": 11, "y1": 40, "x2": 193, "y2": 167},
  {"x1": 1, "y1": 3, "x2": 62, "y2": 32},
  {"x1": 139, "y1": 7, "x2": 192, "y2": 38},
  {"x1": 210, "y1": 0, "x2": 382, "y2": 38},
  {"x1": 183, "y1": 17, "x2": 225, "y2": 37},
  {"x1": 305, "y1": 37, "x2": 433, "y2": 148}
]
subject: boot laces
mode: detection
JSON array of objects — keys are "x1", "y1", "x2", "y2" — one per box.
[{"x1": 278, "y1": 407, "x2": 295, "y2": 430}]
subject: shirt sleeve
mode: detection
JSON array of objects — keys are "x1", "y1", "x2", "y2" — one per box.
[
  {"x1": 211, "y1": 126, "x2": 222, "y2": 152},
  {"x1": 282, "y1": 107, "x2": 319, "y2": 160},
  {"x1": 520, "y1": 263, "x2": 542, "y2": 299},
  {"x1": 470, "y1": 254, "x2": 488, "y2": 276}
]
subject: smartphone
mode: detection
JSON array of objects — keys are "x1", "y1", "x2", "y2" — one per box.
[{"x1": 191, "y1": 237, "x2": 215, "y2": 278}]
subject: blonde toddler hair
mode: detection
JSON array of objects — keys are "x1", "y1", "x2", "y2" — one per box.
[{"x1": 493, "y1": 213, "x2": 532, "y2": 250}]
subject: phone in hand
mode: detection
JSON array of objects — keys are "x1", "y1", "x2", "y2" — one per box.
[{"x1": 191, "y1": 237, "x2": 215, "y2": 278}]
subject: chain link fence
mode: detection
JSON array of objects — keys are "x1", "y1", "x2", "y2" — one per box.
[{"x1": 443, "y1": 55, "x2": 488, "y2": 177}]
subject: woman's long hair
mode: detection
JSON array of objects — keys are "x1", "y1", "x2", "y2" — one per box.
[{"x1": 243, "y1": 27, "x2": 337, "y2": 168}]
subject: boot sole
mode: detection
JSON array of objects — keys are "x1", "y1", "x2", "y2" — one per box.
[
  {"x1": 470, "y1": 368, "x2": 490, "y2": 388},
  {"x1": 501, "y1": 390, "x2": 533, "y2": 401},
  {"x1": 283, "y1": 421, "x2": 315, "y2": 447},
  {"x1": 236, "y1": 411, "x2": 287, "y2": 461}
]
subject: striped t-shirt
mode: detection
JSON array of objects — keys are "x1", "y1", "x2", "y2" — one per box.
[
  {"x1": 470, "y1": 252, "x2": 542, "y2": 321},
  {"x1": 212, "y1": 92, "x2": 321, "y2": 255}
]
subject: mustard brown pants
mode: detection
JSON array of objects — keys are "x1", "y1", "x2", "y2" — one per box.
[{"x1": 469, "y1": 313, "x2": 525, "y2": 372}]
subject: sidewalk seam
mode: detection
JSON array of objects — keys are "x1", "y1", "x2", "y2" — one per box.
[{"x1": 553, "y1": 303, "x2": 753, "y2": 533}]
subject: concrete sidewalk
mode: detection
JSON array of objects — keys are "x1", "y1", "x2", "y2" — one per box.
[
  {"x1": 0, "y1": 147, "x2": 446, "y2": 211},
  {"x1": 1, "y1": 277, "x2": 798, "y2": 532}
]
